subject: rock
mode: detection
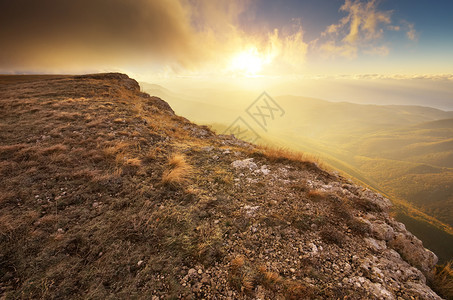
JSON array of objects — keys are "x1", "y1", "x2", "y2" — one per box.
[
  {"x1": 309, "y1": 243, "x2": 318, "y2": 255},
  {"x1": 260, "y1": 165, "x2": 270, "y2": 175},
  {"x1": 202, "y1": 146, "x2": 214, "y2": 152},
  {"x1": 364, "y1": 237, "x2": 386, "y2": 251},
  {"x1": 344, "y1": 263, "x2": 351, "y2": 273},
  {"x1": 389, "y1": 233, "x2": 438, "y2": 275},
  {"x1": 360, "y1": 189, "x2": 392, "y2": 212},
  {"x1": 243, "y1": 205, "x2": 260, "y2": 217},
  {"x1": 188, "y1": 268, "x2": 197, "y2": 277},
  {"x1": 201, "y1": 274, "x2": 210, "y2": 284},
  {"x1": 370, "y1": 220, "x2": 394, "y2": 241},
  {"x1": 405, "y1": 282, "x2": 443, "y2": 300},
  {"x1": 367, "y1": 282, "x2": 395, "y2": 300},
  {"x1": 231, "y1": 158, "x2": 258, "y2": 170}
]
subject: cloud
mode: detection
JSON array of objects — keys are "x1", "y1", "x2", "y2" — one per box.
[
  {"x1": 317, "y1": 0, "x2": 393, "y2": 58},
  {"x1": 334, "y1": 74, "x2": 453, "y2": 81},
  {"x1": 0, "y1": 0, "x2": 310, "y2": 75},
  {"x1": 265, "y1": 21, "x2": 308, "y2": 73},
  {"x1": 0, "y1": 0, "x2": 420, "y2": 75},
  {"x1": 0, "y1": 0, "x2": 206, "y2": 72},
  {"x1": 387, "y1": 25, "x2": 400, "y2": 31},
  {"x1": 405, "y1": 22, "x2": 418, "y2": 41},
  {"x1": 318, "y1": 41, "x2": 358, "y2": 58}
]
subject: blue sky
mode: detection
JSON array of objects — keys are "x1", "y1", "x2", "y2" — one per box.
[{"x1": 241, "y1": 0, "x2": 453, "y2": 74}]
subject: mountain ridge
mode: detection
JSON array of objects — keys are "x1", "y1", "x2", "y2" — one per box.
[{"x1": 0, "y1": 73, "x2": 447, "y2": 299}]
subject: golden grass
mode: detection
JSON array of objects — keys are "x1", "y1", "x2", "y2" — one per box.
[
  {"x1": 241, "y1": 275, "x2": 254, "y2": 291},
  {"x1": 258, "y1": 266, "x2": 281, "y2": 289},
  {"x1": 168, "y1": 153, "x2": 186, "y2": 169},
  {"x1": 431, "y1": 261, "x2": 453, "y2": 299},
  {"x1": 307, "y1": 189, "x2": 328, "y2": 200},
  {"x1": 231, "y1": 255, "x2": 245, "y2": 271},
  {"x1": 103, "y1": 142, "x2": 131, "y2": 157},
  {"x1": 37, "y1": 144, "x2": 68, "y2": 155},
  {"x1": 143, "y1": 147, "x2": 164, "y2": 162},
  {"x1": 125, "y1": 158, "x2": 141, "y2": 167},
  {"x1": 256, "y1": 145, "x2": 316, "y2": 164},
  {"x1": 162, "y1": 153, "x2": 192, "y2": 185}
]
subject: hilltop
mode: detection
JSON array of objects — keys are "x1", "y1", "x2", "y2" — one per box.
[{"x1": 0, "y1": 74, "x2": 449, "y2": 299}]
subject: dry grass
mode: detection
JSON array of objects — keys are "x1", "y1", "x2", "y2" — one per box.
[
  {"x1": 229, "y1": 256, "x2": 313, "y2": 298},
  {"x1": 231, "y1": 255, "x2": 245, "y2": 271},
  {"x1": 257, "y1": 145, "x2": 313, "y2": 164},
  {"x1": 307, "y1": 189, "x2": 328, "y2": 201},
  {"x1": 122, "y1": 158, "x2": 142, "y2": 175},
  {"x1": 431, "y1": 261, "x2": 453, "y2": 299},
  {"x1": 103, "y1": 142, "x2": 131, "y2": 158},
  {"x1": 213, "y1": 168, "x2": 233, "y2": 185},
  {"x1": 143, "y1": 146, "x2": 164, "y2": 162},
  {"x1": 162, "y1": 153, "x2": 192, "y2": 185},
  {"x1": 257, "y1": 265, "x2": 281, "y2": 288}
]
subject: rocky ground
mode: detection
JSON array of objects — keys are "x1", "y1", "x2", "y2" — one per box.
[{"x1": 0, "y1": 73, "x2": 443, "y2": 299}]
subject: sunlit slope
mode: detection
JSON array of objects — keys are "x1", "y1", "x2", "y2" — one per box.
[{"x1": 142, "y1": 84, "x2": 453, "y2": 238}]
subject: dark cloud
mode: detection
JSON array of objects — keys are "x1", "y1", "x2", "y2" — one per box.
[{"x1": 0, "y1": 0, "x2": 202, "y2": 71}]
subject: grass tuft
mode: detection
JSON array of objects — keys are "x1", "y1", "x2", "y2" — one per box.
[{"x1": 162, "y1": 153, "x2": 192, "y2": 185}]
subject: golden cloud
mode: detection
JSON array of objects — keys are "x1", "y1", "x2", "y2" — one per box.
[
  {"x1": 0, "y1": 0, "x2": 420, "y2": 75},
  {"x1": 0, "y1": 0, "x2": 309, "y2": 75}
]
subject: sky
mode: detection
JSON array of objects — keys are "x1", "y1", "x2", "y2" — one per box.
[{"x1": 1, "y1": 0, "x2": 452, "y2": 107}]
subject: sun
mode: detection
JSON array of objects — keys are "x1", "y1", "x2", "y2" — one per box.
[{"x1": 229, "y1": 47, "x2": 266, "y2": 76}]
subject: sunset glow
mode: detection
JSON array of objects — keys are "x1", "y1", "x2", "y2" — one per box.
[
  {"x1": 0, "y1": 0, "x2": 451, "y2": 85},
  {"x1": 229, "y1": 47, "x2": 269, "y2": 77}
]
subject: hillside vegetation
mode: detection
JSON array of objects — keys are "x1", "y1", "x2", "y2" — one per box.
[{"x1": 0, "y1": 74, "x2": 446, "y2": 299}]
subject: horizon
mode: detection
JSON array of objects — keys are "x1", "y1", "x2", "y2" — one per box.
[{"x1": 1, "y1": 0, "x2": 452, "y2": 110}]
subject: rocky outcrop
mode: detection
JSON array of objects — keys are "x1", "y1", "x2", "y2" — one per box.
[
  {"x1": 230, "y1": 156, "x2": 440, "y2": 299},
  {"x1": 76, "y1": 72, "x2": 140, "y2": 91}
]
